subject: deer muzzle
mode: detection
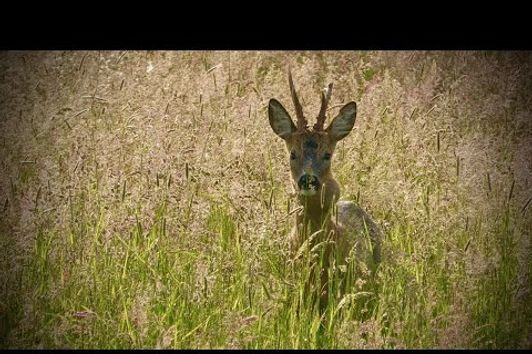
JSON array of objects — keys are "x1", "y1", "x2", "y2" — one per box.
[{"x1": 298, "y1": 174, "x2": 321, "y2": 196}]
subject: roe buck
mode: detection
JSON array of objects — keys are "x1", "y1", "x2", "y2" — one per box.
[{"x1": 268, "y1": 70, "x2": 381, "y2": 307}]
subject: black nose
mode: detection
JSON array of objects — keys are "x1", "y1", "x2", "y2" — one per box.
[{"x1": 298, "y1": 174, "x2": 320, "y2": 190}]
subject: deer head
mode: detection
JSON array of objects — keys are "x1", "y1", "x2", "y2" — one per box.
[{"x1": 268, "y1": 70, "x2": 357, "y2": 199}]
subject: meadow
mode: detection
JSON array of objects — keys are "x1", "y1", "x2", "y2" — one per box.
[{"x1": 0, "y1": 51, "x2": 530, "y2": 348}]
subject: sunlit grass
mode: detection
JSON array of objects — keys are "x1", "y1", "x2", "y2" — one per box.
[{"x1": 0, "y1": 51, "x2": 530, "y2": 348}]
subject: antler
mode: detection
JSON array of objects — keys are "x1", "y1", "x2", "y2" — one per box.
[
  {"x1": 313, "y1": 82, "x2": 333, "y2": 131},
  {"x1": 288, "y1": 68, "x2": 307, "y2": 131}
]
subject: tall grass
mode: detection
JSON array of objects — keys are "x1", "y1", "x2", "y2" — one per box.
[{"x1": 0, "y1": 51, "x2": 530, "y2": 348}]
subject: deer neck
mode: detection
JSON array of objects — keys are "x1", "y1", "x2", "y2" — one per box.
[{"x1": 296, "y1": 177, "x2": 340, "y2": 236}]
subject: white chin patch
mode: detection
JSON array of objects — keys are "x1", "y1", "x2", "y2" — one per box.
[{"x1": 299, "y1": 189, "x2": 317, "y2": 197}]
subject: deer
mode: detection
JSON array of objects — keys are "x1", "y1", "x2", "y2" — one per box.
[{"x1": 268, "y1": 70, "x2": 381, "y2": 310}]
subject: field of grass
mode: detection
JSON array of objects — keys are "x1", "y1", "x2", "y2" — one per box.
[{"x1": 0, "y1": 51, "x2": 531, "y2": 348}]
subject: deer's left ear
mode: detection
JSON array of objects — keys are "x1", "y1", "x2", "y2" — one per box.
[{"x1": 327, "y1": 101, "x2": 357, "y2": 141}]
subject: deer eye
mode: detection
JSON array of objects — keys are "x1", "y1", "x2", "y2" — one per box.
[
  {"x1": 290, "y1": 151, "x2": 297, "y2": 160},
  {"x1": 323, "y1": 152, "x2": 332, "y2": 161}
]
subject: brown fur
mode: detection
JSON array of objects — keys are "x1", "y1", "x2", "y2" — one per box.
[{"x1": 268, "y1": 74, "x2": 381, "y2": 310}]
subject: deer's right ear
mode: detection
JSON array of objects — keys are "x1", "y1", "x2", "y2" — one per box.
[{"x1": 269, "y1": 99, "x2": 296, "y2": 140}]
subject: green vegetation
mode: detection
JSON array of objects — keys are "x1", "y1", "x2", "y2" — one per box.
[{"x1": 0, "y1": 51, "x2": 530, "y2": 348}]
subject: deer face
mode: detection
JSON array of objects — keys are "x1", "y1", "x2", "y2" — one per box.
[{"x1": 268, "y1": 72, "x2": 357, "y2": 197}]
